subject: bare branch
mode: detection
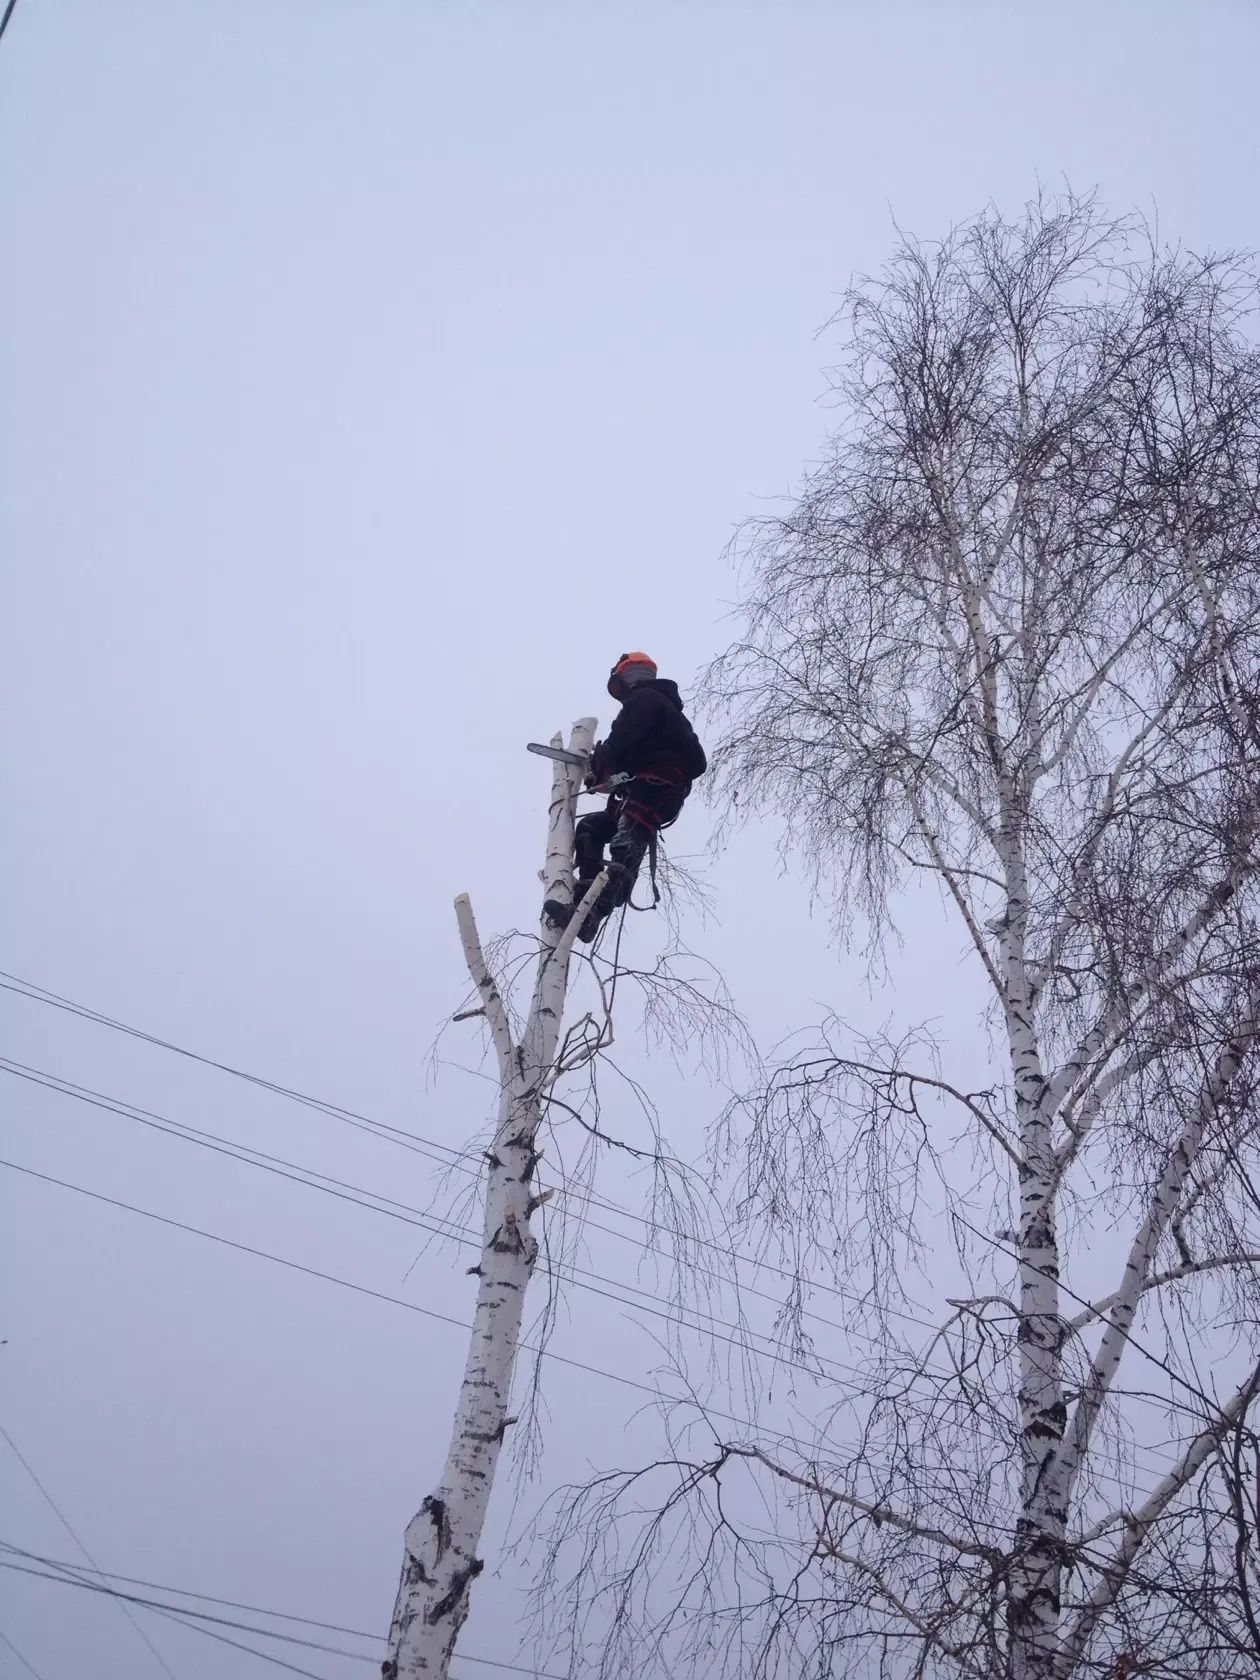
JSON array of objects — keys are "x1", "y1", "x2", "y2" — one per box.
[
  {"x1": 729, "y1": 1444, "x2": 1004, "y2": 1563},
  {"x1": 1061, "y1": 1359, "x2": 1260, "y2": 1676},
  {"x1": 454, "y1": 891, "x2": 516, "y2": 1077},
  {"x1": 1066, "y1": 1253, "x2": 1260, "y2": 1335}
]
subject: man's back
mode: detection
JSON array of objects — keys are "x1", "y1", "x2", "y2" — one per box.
[{"x1": 597, "y1": 677, "x2": 707, "y2": 783}]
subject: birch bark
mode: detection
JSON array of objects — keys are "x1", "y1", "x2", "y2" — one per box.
[
  {"x1": 384, "y1": 718, "x2": 600, "y2": 1680},
  {"x1": 996, "y1": 776, "x2": 1070, "y2": 1680}
]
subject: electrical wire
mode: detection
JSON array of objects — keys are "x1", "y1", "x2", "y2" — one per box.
[
  {"x1": 1, "y1": 1562, "x2": 347, "y2": 1679},
  {"x1": 4, "y1": 987, "x2": 1196, "y2": 1478},
  {"x1": 1, "y1": 1560, "x2": 372, "y2": 1664},
  {"x1": 3, "y1": 976, "x2": 1201, "y2": 1476},
  {"x1": 12, "y1": 962, "x2": 1249, "y2": 1417},
  {"x1": 0, "y1": 1628, "x2": 47, "y2": 1680},
  {"x1": 0, "y1": 1423, "x2": 181, "y2": 1680},
  {"x1": 0, "y1": 2, "x2": 20, "y2": 49},
  {"x1": 0, "y1": 1157, "x2": 811, "y2": 1453},
  {"x1": 0, "y1": 1545, "x2": 568, "y2": 1679},
  {"x1": 0, "y1": 1541, "x2": 377, "y2": 1644},
  {"x1": 0, "y1": 970, "x2": 926, "y2": 1328},
  {"x1": 0, "y1": 1056, "x2": 869, "y2": 1385},
  {"x1": 7, "y1": 1153, "x2": 1181, "y2": 1489}
]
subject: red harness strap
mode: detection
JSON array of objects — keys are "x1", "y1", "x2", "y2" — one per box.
[
  {"x1": 622, "y1": 799, "x2": 664, "y2": 832},
  {"x1": 620, "y1": 767, "x2": 688, "y2": 834},
  {"x1": 616, "y1": 771, "x2": 690, "y2": 909}
]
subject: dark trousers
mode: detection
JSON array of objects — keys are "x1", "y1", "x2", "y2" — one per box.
[{"x1": 574, "y1": 777, "x2": 688, "y2": 915}]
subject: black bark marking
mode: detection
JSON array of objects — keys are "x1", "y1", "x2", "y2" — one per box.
[
  {"x1": 472, "y1": 1415, "x2": 519, "y2": 1445},
  {"x1": 427, "y1": 1558, "x2": 485, "y2": 1626},
  {"x1": 422, "y1": 1495, "x2": 452, "y2": 1561}
]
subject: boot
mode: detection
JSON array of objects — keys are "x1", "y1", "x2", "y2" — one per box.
[
  {"x1": 575, "y1": 896, "x2": 608, "y2": 943},
  {"x1": 543, "y1": 876, "x2": 600, "y2": 932},
  {"x1": 574, "y1": 865, "x2": 632, "y2": 943},
  {"x1": 542, "y1": 897, "x2": 572, "y2": 930}
]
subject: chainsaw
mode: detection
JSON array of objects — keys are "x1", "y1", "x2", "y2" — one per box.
[{"x1": 526, "y1": 742, "x2": 631, "y2": 796}]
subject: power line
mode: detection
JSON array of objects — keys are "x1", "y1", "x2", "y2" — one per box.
[
  {"x1": 4, "y1": 999, "x2": 878, "y2": 1350},
  {"x1": 0, "y1": 1423, "x2": 181, "y2": 1680},
  {"x1": 26, "y1": 1152, "x2": 1162, "y2": 1488},
  {"x1": 11, "y1": 964, "x2": 1242, "y2": 1420},
  {"x1": 0, "y1": 1157, "x2": 808, "y2": 1453},
  {"x1": 4, "y1": 987, "x2": 1196, "y2": 1483},
  {"x1": 2, "y1": 1158, "x2": 1192, "y2": 1567},
  {"x1": 3, "y1": 1135, "x2": 1184, "y2": 1486},
  {"x1": 0, "y1": 1545, "x2": 568, "y2": 1679},
  {"x1": 145, "y1": 1603, "x2": 345, "y2": 1680},
  {"x1": 0, "y1": 962, "x2": 942, "y2": 1341},
  {"x1": 0, "y1": 970, "x2": 921, "y2": 1328},
  {"x1": 0, "y1": 1541, "x2": 378, "y2": 1643},
  {"x1": 0, "y1": 974, "x2": 462, "y2": 1166},
  {"x1": 3, "y1": 1036, "x2": 1193, "y2": 1480},
  {"x1": 0, "y1": 1629, "x2": 47, "y2": 1680},
  {"x1": 1, "y1": 1561, "x2": 352, "y2": 1679},
  {"x1": 1, "y1": 1056, "x2": 865, "y2": 1385},
  {"x1": 3, "y1": 974, "x2": 1198, "y2": 1477},
  {"x1": 0, "y1": 2, "x2": 20, "y2": 50}
]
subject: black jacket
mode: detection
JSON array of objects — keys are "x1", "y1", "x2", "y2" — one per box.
[{"x1": 592, "y1": 679, "x2": 708, "y2": 786}]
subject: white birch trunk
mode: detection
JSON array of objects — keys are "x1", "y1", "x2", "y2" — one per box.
[
  {"x1": 384, "y1": 718, "x2": 600, "y2": 1680},
  {"x1": 1009, "y1": 971, "x2": 1259, "y2": 1679},
  {"x1": 996, "y1": 784, "x2": 1069, "y2": 1680}
]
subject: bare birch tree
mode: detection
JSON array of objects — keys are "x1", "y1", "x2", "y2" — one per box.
[
  {"x1": 542, "y1": 194, "x2": 1260, "y2": 1680},
  {"x1": 383, "y1": 721, "x2": 615, "y2": 1679}
]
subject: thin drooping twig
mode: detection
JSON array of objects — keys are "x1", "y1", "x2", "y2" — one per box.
[{"x1": 538, "y1": 191, "x2": 1260, "y2": 1680}]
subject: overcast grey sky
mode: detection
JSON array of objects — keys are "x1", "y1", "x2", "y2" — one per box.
[{"x1": 4, "y1": 4, "x2": 1259, "y2": 1678}]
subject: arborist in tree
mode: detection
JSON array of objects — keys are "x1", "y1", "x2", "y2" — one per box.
[{"x1": 545, "y1": 652, "x2": 707, "y2": 944}]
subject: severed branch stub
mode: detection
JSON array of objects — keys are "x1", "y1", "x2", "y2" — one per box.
[{"x1": 384, "y1": 717, "x2": 598, "y2": 1680}]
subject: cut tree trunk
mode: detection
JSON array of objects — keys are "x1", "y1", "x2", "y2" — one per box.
[{"x1": 384, "y1": 718, "x2": 600, "y2": 1680}]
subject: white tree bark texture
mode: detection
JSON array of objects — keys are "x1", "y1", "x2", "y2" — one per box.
[{"x1": 384, "y1": 717, "x2": 600, "y2": 1680}]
